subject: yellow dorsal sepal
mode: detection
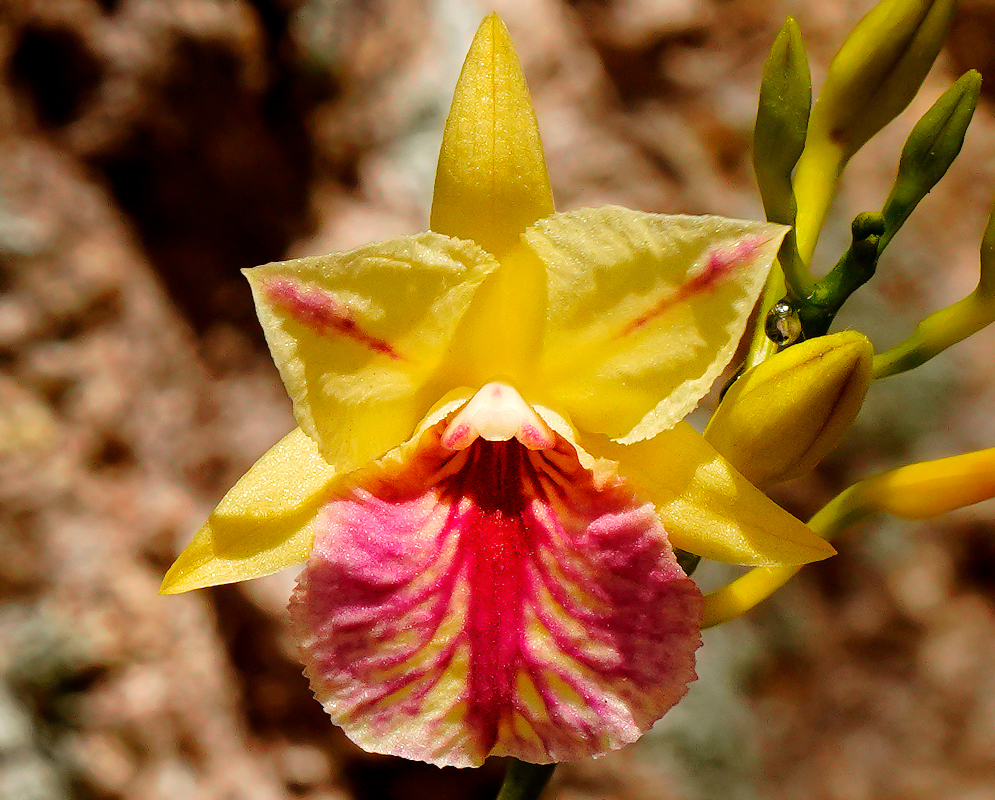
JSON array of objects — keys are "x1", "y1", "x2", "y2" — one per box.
[{"x1": 430, "y1": 13, "x2": 554, "y2": 259}]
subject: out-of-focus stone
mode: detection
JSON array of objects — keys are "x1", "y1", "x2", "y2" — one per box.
[{"x1": 0, "y1": 377, "x2": 57, "y2": 455}]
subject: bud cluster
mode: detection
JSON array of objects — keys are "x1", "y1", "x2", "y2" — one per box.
[{"x1": 702, "y1": 0, "x2": 995, "y2": 628}]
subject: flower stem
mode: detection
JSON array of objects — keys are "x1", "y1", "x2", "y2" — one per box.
[
  {"x1": 701, "y1": 441, "x2": 995, "y2": 627},
  {"x1": 495, "y1": 760, "x2": 556, "y2": 800},
  {"x1": 790, "y1": 212, "x2": 884, "y2": 339}
]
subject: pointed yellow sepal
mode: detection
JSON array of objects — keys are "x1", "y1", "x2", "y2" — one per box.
[
  {"x1": 160, "y1": 428, "x2": 338, "y2": 594},
  {"x1": 585, "y1": 423, "x2": 836, "y2": 566},
  {"x1": 705, "y1": 331, "x2": 873, "y2": 486},
  {"x1": 430, "y1": 13, "x2": 554, "y2": 259}
]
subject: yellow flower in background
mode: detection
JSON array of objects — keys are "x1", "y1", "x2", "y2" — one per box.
[{"x1": 161, "y1": 14, "x2": 834, "y2": 767}]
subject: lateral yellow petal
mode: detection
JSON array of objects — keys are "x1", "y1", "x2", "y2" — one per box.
[
  {"x1": 528, "y1": 208, "x2": 786, "y2": 442},
  {"x1": 430, "y1": 13, "x2": 554, "y2": 259},
  {"x1": 585, "y1": 423, "x2": 836, "y2": 566},
  {"x1": 245, "y1": 233, "x2": 497, "y2": 473},
  {"x1": 160, "y1": 428, "x2": 338, "y2": 594}
]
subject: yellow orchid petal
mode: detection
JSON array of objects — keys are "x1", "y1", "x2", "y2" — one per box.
[
  {"x1": 584, "y1": 422, "x2": 836, "y2": 566},
  {"x1": 440, "y1": 242, "x2": 548, "y2": 390},
  {"x1": 244, "y1": 233, "x2": 498, "y2": 473},
  {"x1": 527, "y1": 208, "x2": 786, "y2": 442},
  {"x1": 160, "y1": 427, "x2": 338, "y2": 594},
  {"x1": 430, "y1": 13, "x2": 554, "y2": 259}
]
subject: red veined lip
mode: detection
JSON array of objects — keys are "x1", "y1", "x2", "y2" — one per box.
[{"x1": 290, "y1": 424, "x2": 702, "y2": 766}]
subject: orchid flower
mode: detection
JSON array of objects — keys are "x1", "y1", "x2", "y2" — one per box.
[{"x1": 160, "y1": 14, "x2": 834, "y2": 768}]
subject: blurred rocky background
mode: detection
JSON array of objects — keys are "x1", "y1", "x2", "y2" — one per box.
[{"x1": 1, "y1": 0, "x2": 994, "y2": 798}]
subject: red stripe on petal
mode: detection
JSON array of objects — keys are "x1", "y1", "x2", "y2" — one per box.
[
  {"x1": 290, "y1": 430, "x2": 701, "y2": 767},
  {"x1": 620, "y1": 235, "x2": 768, "y2": 337},
  {"x1": 263, "y1": 276, "x2": 403, "y2": 359}
]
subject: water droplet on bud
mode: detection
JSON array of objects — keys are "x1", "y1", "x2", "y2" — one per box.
[{"x1": 765, "y1": 301, "x2": 802, "y2": 345}]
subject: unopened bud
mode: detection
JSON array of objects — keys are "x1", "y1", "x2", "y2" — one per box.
[
  {"x1": 811, "y1": 0, "x2": 954, "y2": 161},
  {"x1": 881, "y1": 70, "x2": 981, "y2": 251},
  {"x1": 793, "y1": 0, "x2": 955, "y2": 263},
  {"x1": 858, "y1": 447, "x2": 995, "y2": 519},
  {"x1": 754, "y1": 18, "x2": 811, "y2": 227},
  {"x1": 705, "y1": 332, "x2": 873, "y2": 486}
]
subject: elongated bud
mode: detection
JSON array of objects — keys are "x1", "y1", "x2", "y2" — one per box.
[
  {"x1": 793, "y1": 0, "x2": 956, "y2": 263},
  {"x1": 858, "y1": 448, "x2": 995, "y2": 519},
  {"x1": 813, "y1": 0, "x2": 954, "y2": 160},
  {"x1": 705, "y1": 331, "x2": 873, "y2": 486},
  {"x1": 881, "y1": 70, "x2": 982, "y2": 251},
  {"x1": 754, "y1": 18, "x2": 811, "y2": 227}
]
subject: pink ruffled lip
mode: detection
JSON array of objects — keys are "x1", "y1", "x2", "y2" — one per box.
[{"x1": 290, "y1": 419, "x2": 702, "y2": 767}]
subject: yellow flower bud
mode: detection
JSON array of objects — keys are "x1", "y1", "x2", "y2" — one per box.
[
  {"x1": 705, "y1": 331, "x2": 873, "y2": 486},
  {"x1": 859, "y1": 448, "x2": 995, "y2": 519},
  {"x1": 793, "y1": 0, "x2": 956, "y2": 263},
  {"x1": 814, "y1": 0, "x2": 954, "y2": 159}
]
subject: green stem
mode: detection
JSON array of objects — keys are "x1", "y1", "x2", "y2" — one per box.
[
  {"x1": 495, "y1": 760, "x2": 556, "y2": 800},
  {"x1": 778, "y1": 226, "x2": 815, "y2": 301},
  {"x1": 797, "y1": 214, "x2": 883, "y2": 338},
  {"x1": 769, "y1": 212, "x2": 883, "y2": 341}
]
